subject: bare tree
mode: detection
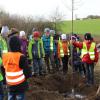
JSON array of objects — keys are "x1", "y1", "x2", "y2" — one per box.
[
  {"x1": 0, "y1": 9, "x2": 54, "y2": 35},
  {"x1": 50, "y1": 7, "x2": 64, "y2": 32}
]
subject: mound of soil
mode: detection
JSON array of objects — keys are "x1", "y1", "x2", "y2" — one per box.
[
  {"x1": 25, "y1": 36, "x2": 100, "y2": 100},
  {"x1": 26, "y1": 73, "x2": 99, "y2": 100}
]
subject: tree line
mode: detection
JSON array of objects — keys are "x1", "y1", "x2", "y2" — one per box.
[{"x1": 0, "y1": 8, "x2": 64, "y2": 35}]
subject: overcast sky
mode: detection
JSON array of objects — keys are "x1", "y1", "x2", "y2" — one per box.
[{"x1": 0, "y1": 0, "x2": 100, "y2": 20}]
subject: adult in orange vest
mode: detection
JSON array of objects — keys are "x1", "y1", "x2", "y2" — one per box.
[
  {"x1": 2, "y1": 36, "x2": 31, "y2": 100},
  {"x1": 72, "y1": 33, "x2": 99, "y2": 86}
]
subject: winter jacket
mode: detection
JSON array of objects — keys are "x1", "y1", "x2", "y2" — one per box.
[
  {"x1": 69, "y1": 44, "x2": 81, "y2": 66},
  {"x1": 0, "y1": 35, "x2": 8, "y2": 83},
  {"x1": 58, "y1": 41, "x2": 69, "y2": 58},
  {"x1": 28, "y1": 38, "x2": 45, "y2": 59},
  {"x1": 0, "y1": 57, "x2": 3, "y2": 82},
  {"x1": 53, "y1": 34, "x2": 58, "y2": 54},
  {"x1": 42, "y1": 35, "x2": 56, "y2": 54},
  {"x1": 0, "y1": 73, "x2": 3, "y2": 82},
  {"x1": 0, "y1": 35, "x2": 8, "y2": 54},
  {"x1": 73, "y1": 40, "x2": 99, "y2": 64},
  {"x1": 20, "y1": 38, "x2": 28, "y2": 56}
]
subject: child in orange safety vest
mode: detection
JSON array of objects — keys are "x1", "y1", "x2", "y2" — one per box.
[
  {"x1": 58, "y1": 34, "x2": 69, "y2": 74},
  {"x1": 2, "y1": 36, "x2": 31, "y2": 100}
]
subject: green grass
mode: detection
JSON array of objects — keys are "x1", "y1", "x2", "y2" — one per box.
[{"x1": 60, "y1": 19, "x2": 100, "y2": 36}]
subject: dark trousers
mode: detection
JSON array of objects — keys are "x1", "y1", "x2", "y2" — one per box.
[
  {"x1": 74, "y1": 63, "x2": 82, "y2": 74},
  {"x1": 44, "y1": 54, "x2": 50, "y2": 73},
  {"x1": 81, "y1": 63, "x2": 86, "y2": 76},
  {"x1": 61, "y1": 55, "x2": 69, "y2": 74},
  {"x1": 73, "y1": 61, "x2": 86, "y2": 76},
  {"x1": 44, "y1": 53, "x2": 55, "y2": 73},
  {"x1": 53, "y1": 54, "x2": 60, "y2": 71},
  {"x1": 84, "y1": 63, "x2": 94, "y2": 85},
  {"x1": 0, "y1": 81, "x2": 4, "y2": 100}
]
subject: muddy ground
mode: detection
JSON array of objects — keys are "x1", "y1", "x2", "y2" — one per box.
[{"x1": 26, "y1": 64, "x2": 100, "y2": 100}]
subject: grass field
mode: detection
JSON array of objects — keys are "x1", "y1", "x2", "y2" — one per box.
[{"x1": 60, "y1": 19, "x2": 100, "y2": 36}]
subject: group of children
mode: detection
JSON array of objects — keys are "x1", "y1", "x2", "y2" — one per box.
[{"x1": 0, "y1": 25, "x2": 99, "y2": 100}]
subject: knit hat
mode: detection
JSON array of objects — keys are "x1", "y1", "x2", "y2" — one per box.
[
  {"x1": 33, "y1": 31, "x2": 40, "y2": 37},
  {"x1": 1, "y1": 26, "x2": 9, "y2": 37},
  {"x1": 9, "y1": 36, "x2": 21, "y2": 52},
  {"x1": 61, "y1": 34, "x2": 67, "y2": 40},
  {"x1": 19, "y1": 31, "x2": 26, "y2": 37},
  {"x1": 84, "y1": 33, "x2": 92, "y2": 40}
]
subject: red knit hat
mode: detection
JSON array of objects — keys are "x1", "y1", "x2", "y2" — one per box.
[{"x1": 33, "y1": 31, "x2": 40, "y2": 37}]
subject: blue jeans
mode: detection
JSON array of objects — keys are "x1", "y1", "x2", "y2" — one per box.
[
  {"x1": 84, "y1": 63, "x2": 94, "y2": 85},
  {"x1": 33, "y1": 58, "x2": 43, "y2": 75},
  {"x1": 0, "y1": 81, "x2": 4, "y2": 100},
  {"x1": 8, "y1": 92, "x2": 25, "y2": 100},
  {"x1": 0, "y1": 94, "x2": 4, "y2": 100}
]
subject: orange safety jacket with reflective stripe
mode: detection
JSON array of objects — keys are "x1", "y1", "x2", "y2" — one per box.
[
  {"x1": 2, "y1": 52, "x2": 25, "y2": 85},
  {"x1": 58, "y1": 40, "x2": 69, "y2": 58}
]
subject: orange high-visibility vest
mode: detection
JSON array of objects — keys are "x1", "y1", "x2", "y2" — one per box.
[{"x1": 2, "y1": 52, "x2": 25, "y2": 85}]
